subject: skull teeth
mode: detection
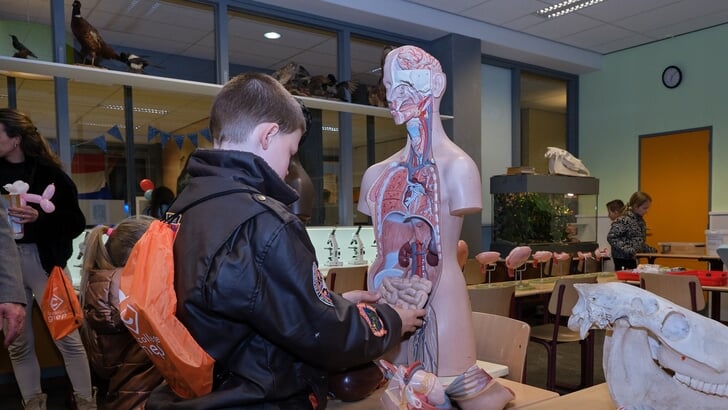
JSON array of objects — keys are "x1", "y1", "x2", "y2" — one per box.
[{"x1": 674, "y1": 374, "x2": 728, "y2": 397}]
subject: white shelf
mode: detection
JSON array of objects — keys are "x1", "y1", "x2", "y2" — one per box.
[{"x1": 0, "y1": 56, "x2": 452, "y2": 119}]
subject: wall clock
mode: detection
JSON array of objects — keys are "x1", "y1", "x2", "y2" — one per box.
[{"x1": 662, "y1": 65, "x2": 682, "y2": 89}]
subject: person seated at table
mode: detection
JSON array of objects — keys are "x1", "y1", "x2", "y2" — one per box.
[{"x1": 607, "y1": 191, "x2": 656, "y2": 270}]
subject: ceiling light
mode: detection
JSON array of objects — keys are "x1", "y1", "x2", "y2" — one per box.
[
  {"x1": 264, "y1": 31, "x2": 281, "y2": 40},
  {"x1": 536, "y1": 0, "x2": 605, "y2": 19},
  {"x1": 101, "y1": 104, "x2": 168, "y2": 115}
]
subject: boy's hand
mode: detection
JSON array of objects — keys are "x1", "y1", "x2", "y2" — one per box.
[
  {"x1": 394, "y1": 307, "x2": 426, "y2": 337},
  {"x1": 342, "y1": 290, "x2": 381, "y2": 304}
]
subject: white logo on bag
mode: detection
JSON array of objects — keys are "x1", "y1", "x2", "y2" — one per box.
[
  {"x1": 49, "y1": 294, "x2": 64, "y2": 311},
  {"x1": 121, "y1": 305, "x2": 140, "y2": 335}
]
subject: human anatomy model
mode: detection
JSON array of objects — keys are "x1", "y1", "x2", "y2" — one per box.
[
  {"x1": 569, "y1": 282, "x2": 728, "y2": 409},
  {"x1": 358, "y1": 45, "x2": 512, "y2": 409}
]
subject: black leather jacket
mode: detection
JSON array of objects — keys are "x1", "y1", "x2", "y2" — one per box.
[{"x1": 147, "y1": 150, "x2": 401, "y2": 409}]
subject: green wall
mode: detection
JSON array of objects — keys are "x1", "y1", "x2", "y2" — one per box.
[{"x1": 579, "y1": 23, "x2": 728, "y2": 213}]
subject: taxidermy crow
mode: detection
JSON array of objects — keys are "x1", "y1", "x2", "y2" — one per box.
[
  {"x1": 10, "y1": 34, "x2": 38, "y2": 58},
  {"x1": 71, "y1": 0, "x2": 121, "y2": 66}
]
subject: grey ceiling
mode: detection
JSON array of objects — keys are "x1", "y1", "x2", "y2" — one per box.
[{"x1": 1, "y1": 0, "x2": 727, "y2": 143}]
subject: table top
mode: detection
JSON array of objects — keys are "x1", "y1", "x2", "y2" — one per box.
[
  {"x1": 468, "y1": 272, "x2": 618, "y2": 297},
  {"x1": 327, "y1": 377, "x2": 559, "y2": 409},
  {"x1": 518, "y1": 383, "x2": 613, "y2": 409},
  {"x1": 636, "y1": 252, "x2": 721, "y2": 261}
]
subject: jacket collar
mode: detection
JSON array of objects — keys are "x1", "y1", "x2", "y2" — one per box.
[{"x1": 181, "y1": 149, "x2": 299, "y2": 206}]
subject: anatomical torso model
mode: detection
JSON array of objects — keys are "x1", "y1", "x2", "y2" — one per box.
[{"x1": 359, "y1": 46, "x2": 513, "y2": 409}]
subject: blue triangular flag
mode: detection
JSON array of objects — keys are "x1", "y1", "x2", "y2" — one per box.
[
  {"x1": 147, "y1": 126, "x2": 158, "y2": 142},
  {"x1": 93, "y1": 135, "x2": 107, "y2": 152},
  {"x1": 199, "y1": 128, "x2": 212, "y2": 142},
  {"x1": 160, "y1": 131, "x2": 171, "y2": 146},
  {"x1": 107, "y1": 125, "x2": 123, "y2": 142},
  {"x1": 187, "y1": 132, "x2": 198, "y2": 147},
  {"x1": 174, "y1": 134, "x2": 185, "y2": 150}
]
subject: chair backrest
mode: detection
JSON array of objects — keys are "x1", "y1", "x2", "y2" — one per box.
[
  {"x1": 462, "y1": 259, "x2": 484, "y2": 285},
  {"x1": 471, "y1": 311, "x2": 530, "y2": 383},
  {"x1": 547, "y1": 275, "x2": 598, "y2": 317},
  {"x1": 325, "y1": 266, "x2": 368, "y2": 293},
  {"x1": 639, "y1": 272, "x2": 706, "y2": 311},
  {"x1": 468, "y1": 284, "x2": 515, "y2": 317}
]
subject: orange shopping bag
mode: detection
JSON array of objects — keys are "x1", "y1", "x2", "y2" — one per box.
[
  {"x1": 119, "y1": 220, "x2": 214, "y2": 399},
  {"x1": 40, "y1": 266, "x2": 83, "y2": 340}
]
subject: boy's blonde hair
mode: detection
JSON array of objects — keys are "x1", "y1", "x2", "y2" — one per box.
[{"x1": 210, "y1": 72, "x2": 306, "y2": 146}]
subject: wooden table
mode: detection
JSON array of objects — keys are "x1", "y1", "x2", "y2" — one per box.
[
  {"x1": 468, "y1": 272, "x2": 619, "y2": 298},
  {"x1": 327, "y1": 378, "x2": 559, "y2": 409},
  {"x1": 636, "y1": 252, "x2": 724, "y2": 271},
  {"x1": 518, "y1": 383, "x2": 613, "y2": 409}
]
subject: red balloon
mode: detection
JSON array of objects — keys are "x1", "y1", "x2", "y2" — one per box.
[{"x1": 139, "y1": 179, "x2": 155, "y2": 191}]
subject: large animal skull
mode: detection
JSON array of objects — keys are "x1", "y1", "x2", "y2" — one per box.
[
  {"x1": 544, "y1": 146, "x2": 590, "y2": 176},
  {"x1": 568, "y1": 282, "x2": 728, "y2": 409}
]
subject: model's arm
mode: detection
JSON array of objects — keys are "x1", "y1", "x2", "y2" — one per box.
[{"x1": 447, "y1": 155, "x2": 482, "y2": 216}]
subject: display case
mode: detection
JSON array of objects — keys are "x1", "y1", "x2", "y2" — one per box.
[{"x1": 490, "y1": 174, "x2": 599, "y2": 255}]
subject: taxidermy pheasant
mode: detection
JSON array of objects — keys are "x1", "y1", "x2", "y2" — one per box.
[
  {"x1": 10, "y1": 35, "x2": 38, "y2": 58},
  {"x1": 119, "y1": 53, "x2": 163, "y2": 74},
  {"x1": 71, "y1": 0, "x2": 121, "y2": 66},
  {"x1": 307, "y1": 74, "x2": 358, "y2": 101}
]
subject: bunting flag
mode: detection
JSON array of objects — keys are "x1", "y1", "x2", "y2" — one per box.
[
  {"x1": 107, "y1": 125, "x2": 123, "y2": 142},
  {"x1": 147, "y1": 125, "x2": 159, "y2": 142},
  {"x1": 160, "y1": 131, "x2": 171, "y2": 147},
  {"x1": 174, "y1": 134, "x2": 185, "y2": 150},
  {"x1": 200, "y1": 128, "x2": 212, "y2": 142},
  {"x1": 92, "y1": 135, "x2": 107, "y2": 152},
  {"x1": 187, "y1": 132, "x2": 198, "y2": 148}
]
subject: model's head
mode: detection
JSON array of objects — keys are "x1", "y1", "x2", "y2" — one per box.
[
  {"x1": 628, "y1": 191, "x2": 652, "y2": 217},
  {"x1": 0, "y1": 108, "x2": 62, "y2": 168},
  {"x1": 209, "y1": 72, "x2": 306, "y2": 178},
  {"x1": 383, "y1": 45, "x2": 446, "y2": 124},
  {"x1": 606, "y1": 199, "x2": 625, "y2": 221}
]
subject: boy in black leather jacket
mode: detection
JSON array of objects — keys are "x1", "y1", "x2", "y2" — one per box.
[{"x1": 146, "y1": 73, "x2": 425, "y2": 409}]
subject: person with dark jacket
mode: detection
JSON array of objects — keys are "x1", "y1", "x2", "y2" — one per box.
[
  {"x1": 145, "y1": 73, "x2": 425, "y2": 409},
  {"x1": 80, "y1": 215, "x2": 164, "y2": 409},
  {"x1": 607, "y1": 191, "x2": 657, "y2": 270},
  {"x1": 0, "y1": 108, "x2": 95, "y2": 409}
]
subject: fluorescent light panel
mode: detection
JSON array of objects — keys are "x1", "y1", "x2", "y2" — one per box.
[{"x1": 536, "y1": 0, "x2": 605, "y2": 19}]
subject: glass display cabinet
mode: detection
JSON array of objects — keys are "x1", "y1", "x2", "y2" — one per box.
[{"x1": 490, "y1": 174, "x2": 599, "y2": 255}]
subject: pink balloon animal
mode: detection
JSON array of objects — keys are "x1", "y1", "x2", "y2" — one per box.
[
  {"x1": 505, "y1": 246, "x2": 532, "y2": 278},
  {"x1": 22, "y1": 184, "x2": 56, "y2": 213},
  {"x1": 3, "y1": 180, "x2": 56, "y2": 213}
]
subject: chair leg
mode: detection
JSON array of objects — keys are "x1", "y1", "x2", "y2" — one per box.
[
  {"x1": 546, "y1": 344, "x2": 557, "y2": 391},
  {"x1": 579, "y1": 331, "x2": 595, "y2": 388}
]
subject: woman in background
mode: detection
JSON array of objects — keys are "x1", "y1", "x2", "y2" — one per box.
[
  {"x1": 607, "y1": 191, "x2": 656, "y2": 270},
  {"x1": 80, "y1": 215, "x2": 164, "y2": 409},
  {"x1": 0, "y1": 108, "x2": 94, "y2": 409}
]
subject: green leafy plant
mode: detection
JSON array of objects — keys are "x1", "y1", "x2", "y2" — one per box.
[{"x1": 493, "y1": 193, "x2": 575, "y2": 244}]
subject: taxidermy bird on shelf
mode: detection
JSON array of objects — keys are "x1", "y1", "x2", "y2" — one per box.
[
  {"x1": 307, "y1": 74, "x2": 358, "y2": 102},
  {"x1": 71, "y1": 0, "x2": 122, "y2": 67},
  {"x1": 10, "y1": 35, "x2": 38, "y2": 59},
  {"x1": 271, "y1": 61, "x2": 311, "y2": 96},
  {"x1": 119, "y1": 53, "x2": 163, "y2": 74}
]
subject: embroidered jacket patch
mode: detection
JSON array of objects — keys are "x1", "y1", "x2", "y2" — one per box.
[
  {"x1": 313, "y1": 262, "x2": 333, "y2": 306},
  {"x1": 358, "y1": 303, "x2": 387, "y2": 337}
]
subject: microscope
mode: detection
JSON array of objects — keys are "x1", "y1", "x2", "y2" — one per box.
[
  {"x1": 324, "y1": 227, "x2": 343, "y2": 267},
  {"x1": 348, "y1": 225, "x2": 367, "y2": 265}
]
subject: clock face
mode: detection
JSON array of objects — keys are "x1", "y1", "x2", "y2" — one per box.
[{"x1": 662, "y1": 66, "x2": 682, "y2": 89}]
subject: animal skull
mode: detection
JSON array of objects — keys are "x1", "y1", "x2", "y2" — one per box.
[{"x1": 568, "y1": 282, "x2": 728, "y2": 409}]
